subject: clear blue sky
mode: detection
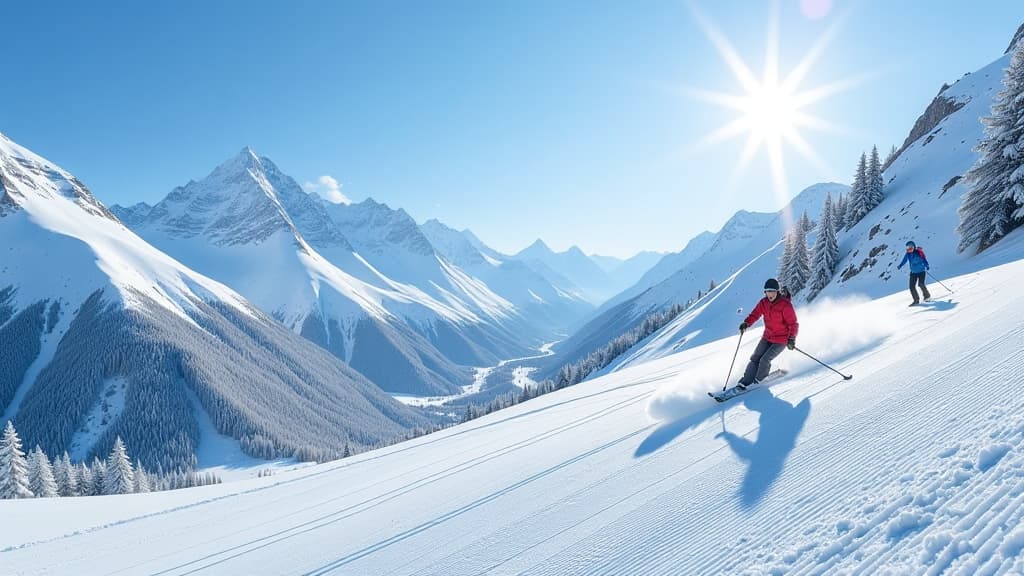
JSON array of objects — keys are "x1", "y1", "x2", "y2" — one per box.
[{"x1": 2, "y1": 1, "x2": 1021, "y2": 258}]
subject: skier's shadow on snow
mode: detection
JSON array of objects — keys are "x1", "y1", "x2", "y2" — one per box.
[
  {"x1": 918, "y1": 299, "x2": 957, "y2": 312},
  {"x1": 634, "y1": 404, "x2": 721, "y2": 458},
  {"x1": 717, "y1": 390, "x2": 810, "y2": 510}
]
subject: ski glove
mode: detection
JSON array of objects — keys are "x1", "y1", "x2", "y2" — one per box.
[
  {"x1": 787, "y1": 337, "x2": 796, "y2": 350},
  {"x1": 739, "y1": 322, "x2": 748, "y2": 333}
]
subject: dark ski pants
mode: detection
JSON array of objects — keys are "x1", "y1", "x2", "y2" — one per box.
[
  {"x1": 909, "y1": 271, "x2": 930, "y2": 303},
  {"x1": 738, "y1": 339, "x2": 786, "y2": 385}
]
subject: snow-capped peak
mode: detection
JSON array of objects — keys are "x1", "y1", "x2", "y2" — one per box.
[
  {"x1": 0, "y1": 131, "x2": 116, "y2": 222},
  {"x1": 322, "y1": 197, "x2": 436, "y2": 257},
  {"x1": 117, "y1": 146, "x2": 351, "y2": 251},
  {"x1": 419, "y1": 218, "x2": 492, "y2": 268},
  {"x1": 517, "y1": 238, "x2": 554, "y2": 259}
]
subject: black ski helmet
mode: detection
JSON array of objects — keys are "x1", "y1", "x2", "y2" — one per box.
[
  {"x1": 764, "y1": 278, "x2": 780, "y2": 291},
  {"x1": 906, "y1": 240, "x2": 916, "y2": 249}
]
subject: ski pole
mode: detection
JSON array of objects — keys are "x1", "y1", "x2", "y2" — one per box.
[
  {"x1": 722, "y1": 330, "x2": 744, "y2": 391},
  {"x1": 793, "y1": 346, "x2": 853, "y2": 380},
  {"x1": 927, "y1": 271, "x2": 953, "y2": 293}
]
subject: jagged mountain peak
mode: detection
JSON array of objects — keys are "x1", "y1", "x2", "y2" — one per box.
[
  {"x1": 1006, "y1": 22, "x2": 1024, "y2": 54},
  {"x1": 0, "y1": 131, "x2": 116, "y2": 222},
  {"x1": 122, "y1": 148, "x2": 351, "y2": 250},
  {"x1": 111, "y1": 201, "x2": 154, "y2": 227},
  {"x1": 420, "y1": 218, "x2": 491, "y2": 268},
  {"x1": 324, "y1": 196, "x2": 435, "y2": 257},
  {"x1": 201, "y1": 145, "x2": 265, "y2": 185},
  {"x1": 517, "y1": 238, "x2": 554, "y2": 258}
]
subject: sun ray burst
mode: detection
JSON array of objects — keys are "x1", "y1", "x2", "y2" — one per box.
[{"x1": 686, "y1": 1, "x2": 862, "y2": 219}]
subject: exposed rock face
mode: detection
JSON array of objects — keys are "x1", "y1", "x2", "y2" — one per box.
[
  {"x1": 882, "y1": 86, "x2": 966, "y2": 173},
  {"x1": 1006, "y1": 22, "x2": 1024, "y2": 54}
]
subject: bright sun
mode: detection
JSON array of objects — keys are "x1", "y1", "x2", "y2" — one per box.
[
  {"x1": 743, "y1": 83, "x2": 799, "y2": 142},
  {"x1": 688, "y1": 2, "x2": 859, "y2": 213}
]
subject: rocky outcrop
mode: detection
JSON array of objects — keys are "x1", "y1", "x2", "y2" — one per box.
[
  {"x1": 882, "y1": 85, "x2": 966, "y2": 173},
  {"x1": 1006, "y1": 22, "x2": 1024, "y2": 54}
]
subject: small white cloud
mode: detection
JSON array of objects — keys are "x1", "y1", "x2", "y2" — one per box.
[{"x1": 303, "y1": 175, "x2": 349, "y2": 204}]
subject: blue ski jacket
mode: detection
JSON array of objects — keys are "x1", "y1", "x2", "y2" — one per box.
[{"x1": 898, "y1": 248, "x2": 929, "y2": 274}]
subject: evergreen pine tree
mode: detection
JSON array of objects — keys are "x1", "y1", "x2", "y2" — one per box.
[
  {"x1": 778, "y1": 232, "x2": 795, "y2": 288},
  {"x1": 867, "y1": 145, "x2": 885, "y2": 210},
  {"x1": 832, "y1": 194, "x2": 846, "y2": 231},
  {"x1": 885, "y1": 144, "x2": 898, "y2": 166},
  {"x1": 810, "y1": 194, "x2": 841, "y2": 298},
  {"x1": 789, "y1": 224, "x2": 812, "y2": 294},
  {"x1": 53, "y1": 451, "x2": 78, "y2": 497},
  {"x1": 104, "y1": 437, "x2": 135, "y2": 495},
  {"x1": 78, "y1": 463, "x2": 95, "y2": 496},
  {"x1": 63, "y1": 452, "x2": 78, "y2": 496},
  {"x1": 846, "y1": 152, "x2": 869, "y2": 229},
  {"x1": 0, "y1": 421, "x2": 33, "y2": 499},
  {"x1": 800, "y1": 210, "x2": 813, "y2": 233},
  {"x1": 91, "y1": 456, "x2": 107, "y2": 496},
  {"x1": 28, "y1": 446, "x2": 58, "y2": 498},
  {"x1": 134, "y1": 467, "x2": 152, "y2": 493},
  {"x1": 52, "y1": 451, "x2": 69, "y2": 496},
  {"x1": 958, "y1": 39, "x2": 1024, "y2": 253}
]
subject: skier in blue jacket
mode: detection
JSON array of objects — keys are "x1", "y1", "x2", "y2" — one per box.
[{"x1": 897, "y1": 240, "x2": 931, "y2": 306}]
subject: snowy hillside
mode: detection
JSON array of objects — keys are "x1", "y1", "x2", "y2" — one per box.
[
  {"x1": 0, "y1": 132, "x2": 433, "y2": 470},
  {"x1": 822, "y1": 53, "x2": 1013, "y2": 298},
  {"x1": 3, "y1": 239, "x2": 1023, "y2": 574}
]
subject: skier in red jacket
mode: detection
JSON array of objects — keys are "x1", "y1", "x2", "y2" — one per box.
[{"x1": 736, "y1": 278, "x2": 799, "y2": 390}]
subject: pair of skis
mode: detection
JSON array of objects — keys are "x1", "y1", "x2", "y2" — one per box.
[{"x1": 708, "y1": 369, "x2": 787, "y2": 403}]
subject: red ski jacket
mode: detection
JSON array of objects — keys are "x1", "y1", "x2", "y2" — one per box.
[{"x1": 744, "y1": 296, "x2": 799, "y2": 344}]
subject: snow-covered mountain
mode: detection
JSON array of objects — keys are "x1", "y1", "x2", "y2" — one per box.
[
  {"x1": 112, "y1": 150, "x2": 515, "y2": 396},
  {"x1": 0, "y1": 132, "x2": 432, "y2": 471},
  {"x1": 419, "y1": 219, "x2": 595, "y2": 337},
  {"x1": 611, "y1": 230, "x2": 717, "y2": 306},
  {"x1": 319, "y1": 199, "x2": 539, "y2": 357},
  {"x1": 515, "y1": 239, "x2": 618, "y2": 304}
]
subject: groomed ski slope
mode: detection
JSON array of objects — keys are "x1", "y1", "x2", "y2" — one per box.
[{"x1": 3, "y1": 244, "x2": 1024, "y2": 575}]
